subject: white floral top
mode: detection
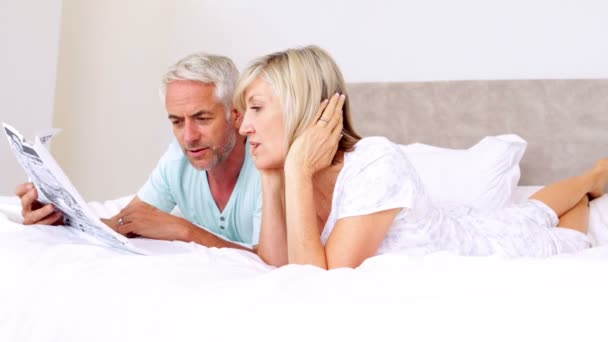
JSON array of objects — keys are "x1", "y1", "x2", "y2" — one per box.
[{"x1": 320, "y1": 137, "x2": 591, "y2": 257}]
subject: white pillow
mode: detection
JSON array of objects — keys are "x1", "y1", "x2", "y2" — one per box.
[{"x1": 400, "y1": 134, "x2": 527, "y2": 211}]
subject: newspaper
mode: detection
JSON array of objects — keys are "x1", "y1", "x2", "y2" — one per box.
[{"x1": 3, "y1": 122, "x2": 144, "y2": 254}]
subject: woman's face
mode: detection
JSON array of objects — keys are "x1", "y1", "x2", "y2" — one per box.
[{"x1": 239, "y1": 76, "x2": 288, "y2": 169}]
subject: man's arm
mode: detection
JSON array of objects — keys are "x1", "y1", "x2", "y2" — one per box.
[{"x1": 103, "y1": 196, "x2": 252, "y2": 251}]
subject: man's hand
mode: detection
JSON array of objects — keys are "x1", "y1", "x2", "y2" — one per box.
[
  {"x1": 15, "y1": 182, "x2": 64, "y2": 225},
  {"x1": 102, "y1": 197, "x2": 252, "y2": 251},
  {"x1": 103, "y1": 198, "x2": 193, "y2": 242}
]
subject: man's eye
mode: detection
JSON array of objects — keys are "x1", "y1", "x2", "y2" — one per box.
[{"x1": 196, "y1": 117, "x2": 210, "y2": 122}]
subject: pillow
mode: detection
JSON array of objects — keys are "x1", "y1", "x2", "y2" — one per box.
[{"x1": 400, "y1": 134, "x2": 527, "y2": 212}]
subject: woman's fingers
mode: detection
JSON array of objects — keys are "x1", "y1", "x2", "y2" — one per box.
[
  {"x1": 328, "y1": 94, "x2": 345, "y2": 134},
  {"x1": 317, "y1": 93, "x2": 341, "y2": 127},
  {"x1": 312, "y1": 99, "x2": 330, "y2": 125},
  {"x1": 316, "y1": 93, "x2": 345, "y2": 129},
  {"x1": 331, "y1": 111, "x2": 344, "y2": 144}
]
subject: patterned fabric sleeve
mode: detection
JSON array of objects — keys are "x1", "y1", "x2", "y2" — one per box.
[{"x1": 336, "y1": 139, "x2": 418, "y2": 219}]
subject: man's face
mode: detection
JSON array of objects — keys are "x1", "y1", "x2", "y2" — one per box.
[{"x1": 166, "y1": 80, "x2": 237, "y2": 170}]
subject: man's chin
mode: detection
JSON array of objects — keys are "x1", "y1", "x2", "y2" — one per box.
[{"x1": 188, "y1": 158, "x2": 215, "y2": 171}]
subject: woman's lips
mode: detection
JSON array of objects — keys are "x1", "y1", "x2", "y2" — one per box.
[{"x1": 250, "y1": 142, "x2": 260, "y2": 155}]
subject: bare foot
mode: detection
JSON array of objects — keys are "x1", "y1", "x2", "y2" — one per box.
[{"x1": 589, "y1": 159, "x2": 608, "y2": 199}]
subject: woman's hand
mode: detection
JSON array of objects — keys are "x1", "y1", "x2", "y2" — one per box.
[{"x1": 285, "y1": 93, "x2": 345, "y2": 178}]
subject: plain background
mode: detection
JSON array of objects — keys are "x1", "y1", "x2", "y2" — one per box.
[{"x1": 1, "y1": 0, "x2": 607, "y2": 200}]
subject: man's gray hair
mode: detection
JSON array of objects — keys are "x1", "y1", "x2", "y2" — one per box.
[{"x1": 161, "y1": 52, "x2": 239, "y2": 113}]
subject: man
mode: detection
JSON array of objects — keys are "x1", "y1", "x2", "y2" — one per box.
[{"x1": 15, "y1": 53, "x2": 261, "y2": 250}]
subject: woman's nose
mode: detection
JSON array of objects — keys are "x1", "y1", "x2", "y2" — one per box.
[{"x1": 239, "y1": 112, "x2": 254, "y2": 136}]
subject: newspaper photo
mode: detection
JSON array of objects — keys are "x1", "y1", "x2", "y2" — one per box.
[{"x1": 3, "y1": 122, "x2": 144, "y2": 254}]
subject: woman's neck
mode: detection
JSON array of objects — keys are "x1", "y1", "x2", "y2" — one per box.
[{"x1": 312, "y1": 151, "x2": 345, "y2": 223}]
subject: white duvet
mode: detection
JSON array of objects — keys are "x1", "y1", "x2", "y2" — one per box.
[{"x1": 1, "y1": 189, "x2": 608, "y2": 342}]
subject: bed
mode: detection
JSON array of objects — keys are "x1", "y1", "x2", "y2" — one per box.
[{"x1": 2, "y1": 79, "x2": 608, "y2": 341}]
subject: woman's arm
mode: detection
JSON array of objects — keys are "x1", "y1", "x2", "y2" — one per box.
[
  {"x1": 283, "y1": 93, "x2": 346, "y2": 268},
  {"x1": 284, "y1": 168, "x2": 326, "y2": 267},
  {"x1": 324, "y1": 208, "x2": 401, "y2": 269},
  {"x1": 256, "y1": 170, "x2": 288, "y2": 266},
  {"x1": 284, "y1": 165, "x2": 401, "y2": 269}
]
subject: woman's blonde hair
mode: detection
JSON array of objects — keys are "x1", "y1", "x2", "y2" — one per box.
[{"x1": 234, "y1": 45, "x2": 361, "y2": 152}]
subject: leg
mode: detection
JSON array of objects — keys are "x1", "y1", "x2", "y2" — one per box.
[
  {"x1": 557, "y1": 195, "x2": 589, "y2": 234},
  {"x1": 530, "y1": 159, "x2": 608, "y2": 217}
]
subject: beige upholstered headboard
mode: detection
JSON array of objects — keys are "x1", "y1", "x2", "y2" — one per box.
[{"x1": 347, "y1": 80, "x2": 608, "y2": 185}]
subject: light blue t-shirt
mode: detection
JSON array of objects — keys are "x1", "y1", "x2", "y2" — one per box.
[{"x1": 137, "y1": 139, "x2": 261, "y2": 246}]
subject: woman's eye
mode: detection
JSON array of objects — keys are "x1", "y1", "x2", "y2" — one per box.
[{"x1": 249, "y1": 106, "x2": 261, "y2": 112}]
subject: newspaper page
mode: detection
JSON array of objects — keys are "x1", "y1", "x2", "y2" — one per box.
[{"x1": 3, "y1": 122, "x2": 144, "y2": 254}]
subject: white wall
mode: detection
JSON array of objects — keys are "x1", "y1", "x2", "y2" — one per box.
[
  {"x1": 52, "y1": 0, "x2": 175, "y2": 200},
  {"x1": 0, "y1": 0, "x2": 63, "y2": 195},
  {"x1": 170, "y1": 0, "x2": 608, "y2": 81},
  {"x1": 3, "y1": 0, "x2": 607, "y2": 199}
]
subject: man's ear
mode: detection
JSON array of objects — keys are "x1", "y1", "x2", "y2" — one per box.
[{"x1": 232, "y1": 108, "x2": 243, "y2": 128}]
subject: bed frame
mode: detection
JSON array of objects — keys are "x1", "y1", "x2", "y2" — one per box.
[{"x1": 348, "y1": 79, "x2": 608, "y2": 185}]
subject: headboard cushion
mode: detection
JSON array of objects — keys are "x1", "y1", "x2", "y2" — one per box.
[{"x1": 347, "y1": 80, "x2": 608, "y2": 185}]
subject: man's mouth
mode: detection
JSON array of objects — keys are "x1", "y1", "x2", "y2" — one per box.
[{"x1": 187, "y1": 147, "x2": 209, "y2": 157}]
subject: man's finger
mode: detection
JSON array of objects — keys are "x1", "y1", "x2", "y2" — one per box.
[
  {"x1": 118, "y1": 215, "x2": 128, "y2": 226},
  {"x1": 100, "y1": 217, "x2": 119, "y2": 231},
  {"x1": 37, "y1": 211, "x2": 63, "y2": 226},
  {"x1": 19, "y1": 187, "x2": 38, "y2": 209},
  {"x1": 116, "y1": 223, "x2": 139, "y2": 237},
  {"x1": 23, "y1": 204, "x2": 56, "y2": 225},
  {"x1": 116, "y1": 223, "x2": 132, "y2": 236},
  {"x1": 14, "y1": 182, "x2": 34, "y2": 197}
]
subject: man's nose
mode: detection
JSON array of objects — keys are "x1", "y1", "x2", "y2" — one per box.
[{"x1": 183, "y1": 120, "x2": 200, "y2": 143}]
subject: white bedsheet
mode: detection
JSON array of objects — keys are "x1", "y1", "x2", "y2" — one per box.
[{"x1": 1, "y1": 192, "x2": 608, "y2": 342}]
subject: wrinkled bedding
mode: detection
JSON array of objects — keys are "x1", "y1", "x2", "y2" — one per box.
[{"x1": 1, "y1": 190, "x2": 608, "y2": 342}]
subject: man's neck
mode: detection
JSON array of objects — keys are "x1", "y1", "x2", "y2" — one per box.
[{"x1": 207, "y1": 135, "x2": 247, "y2": 194}]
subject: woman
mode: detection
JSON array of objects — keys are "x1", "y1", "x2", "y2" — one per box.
[{"x1": 234, "y1": 46, "x2": 606, "y2": 269}]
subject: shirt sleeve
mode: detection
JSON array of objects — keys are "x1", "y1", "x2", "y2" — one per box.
[
  {"x1": 336, "y1": 142, "x2": 418, "y2": 219},
  {"x1": 136, "y1": 144, "x2": 178, "y2": 213}
]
